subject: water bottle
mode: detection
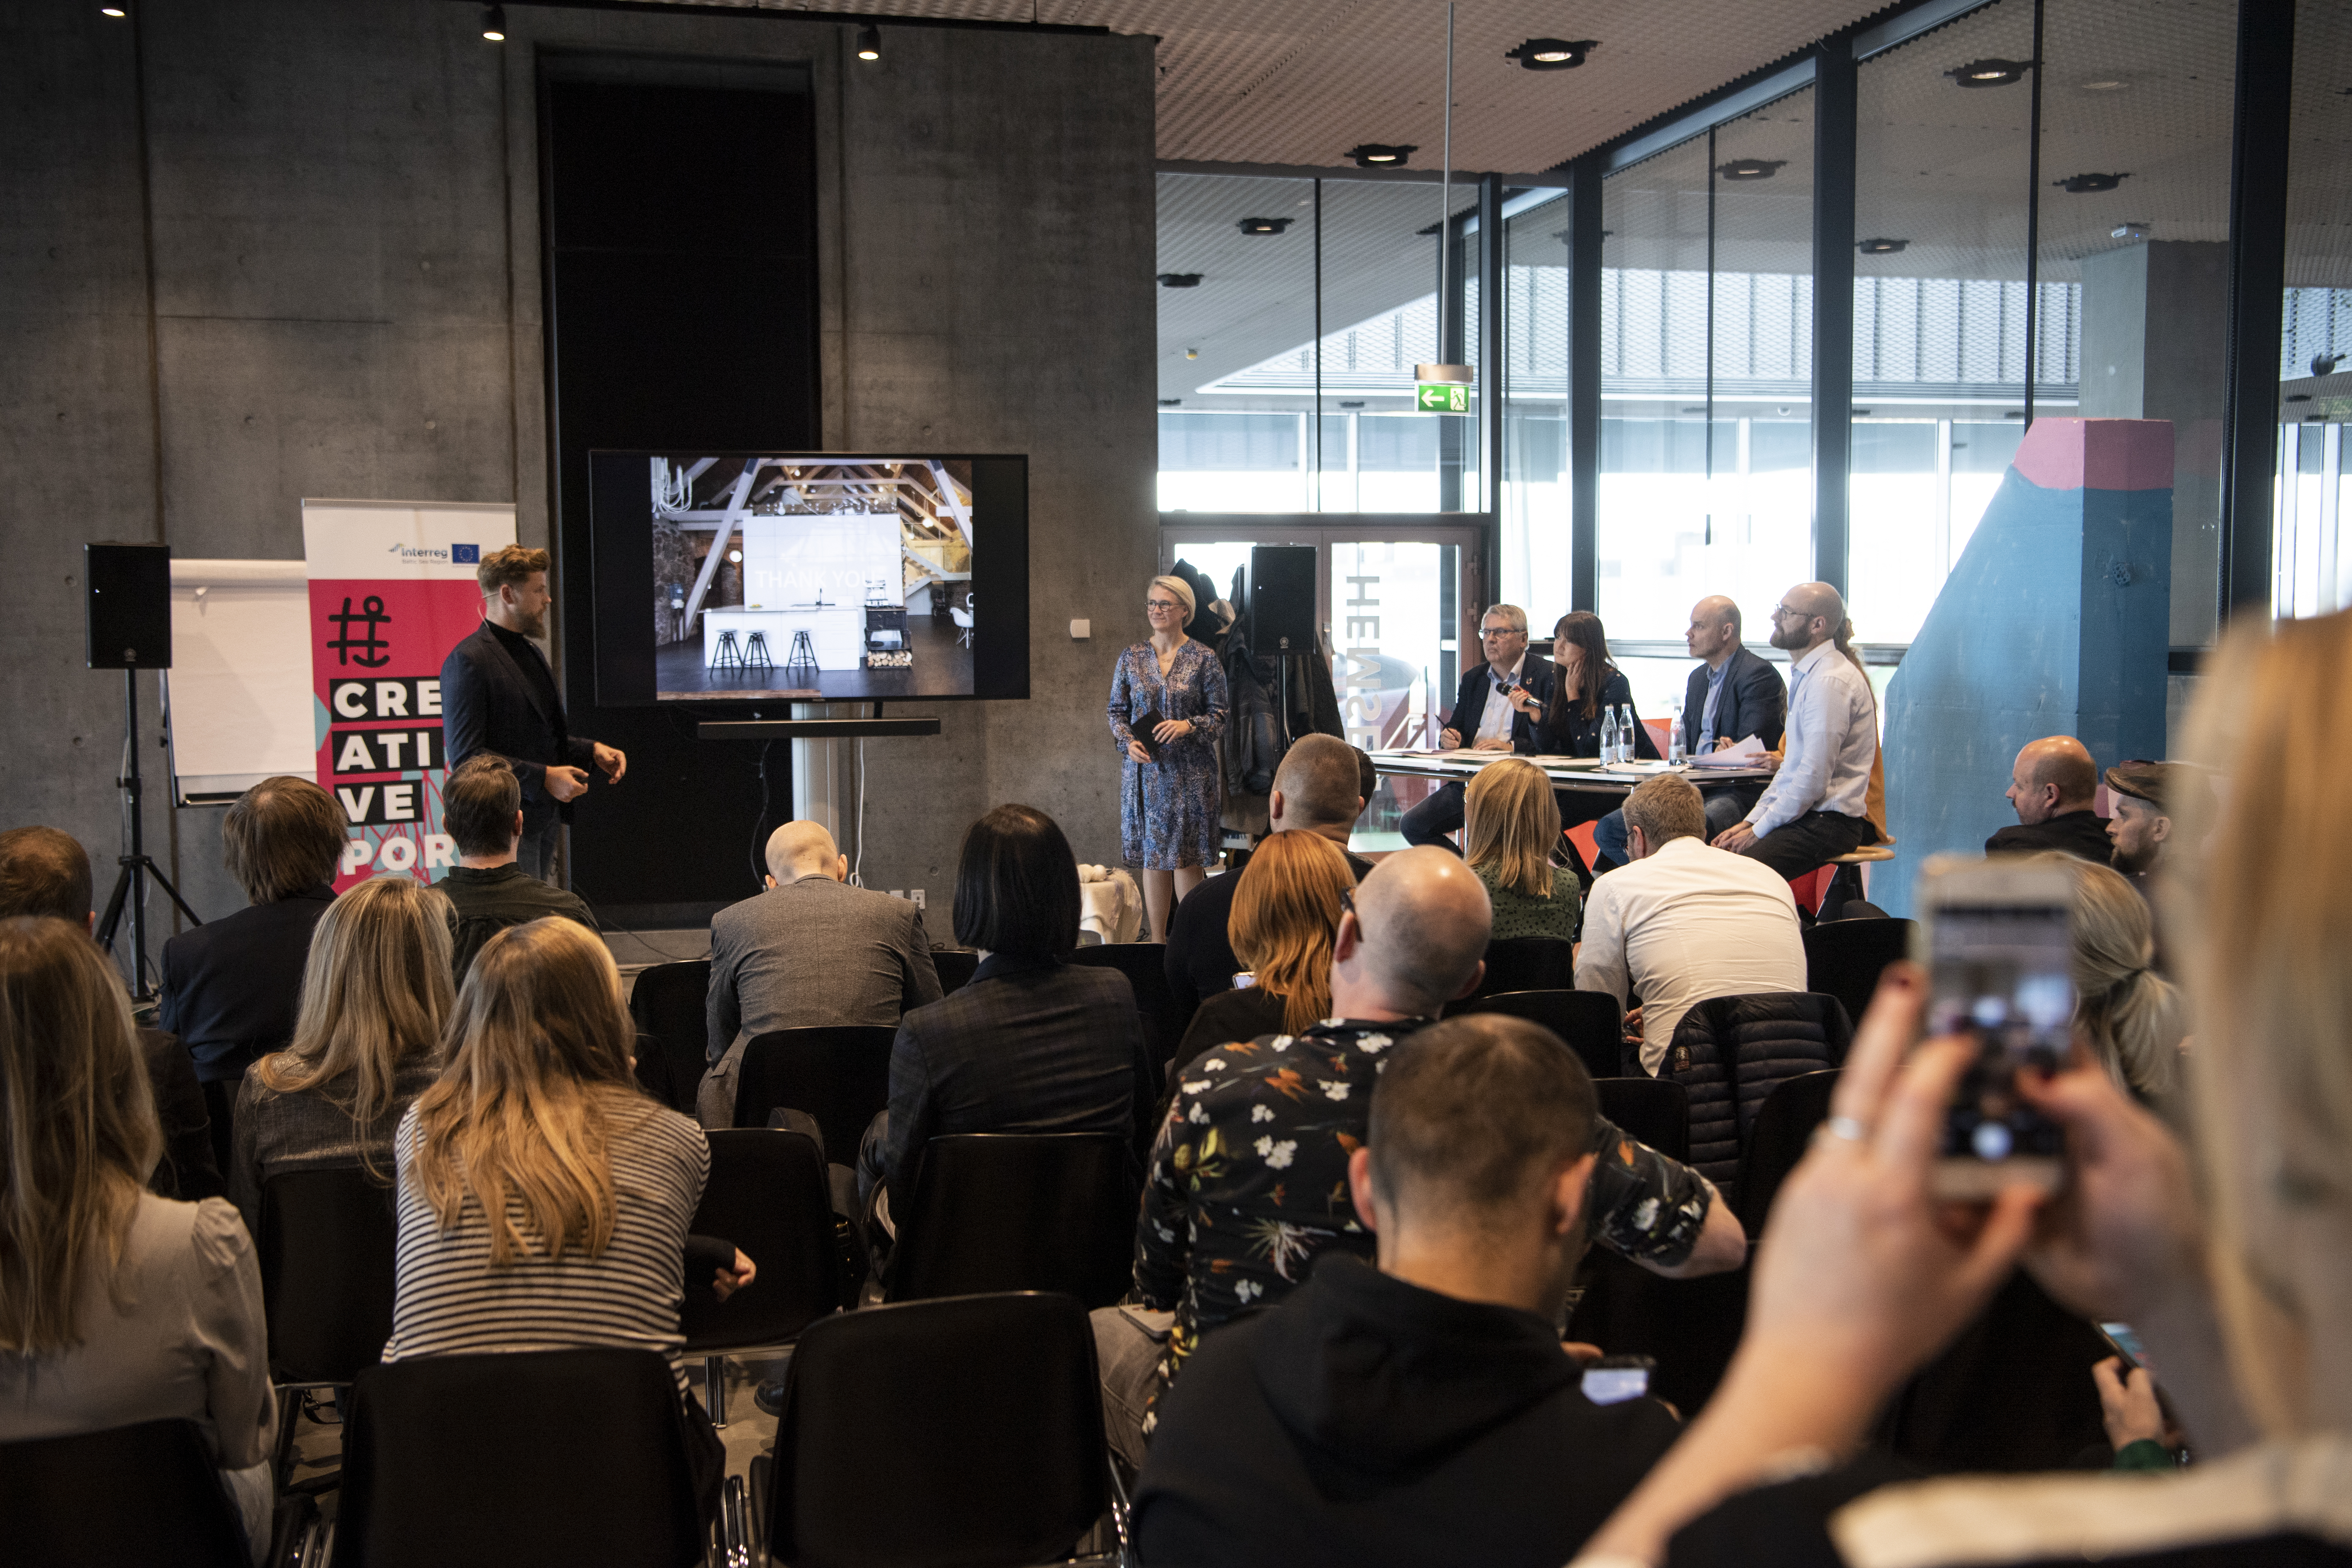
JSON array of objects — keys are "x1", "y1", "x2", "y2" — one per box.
[
  {"x1": 1666, "y1": 702, "x2": 1686, "y2": 765},
  {"x1": 1599, "y1": 706, "x2": 1619, "y2": 766},
  {"x1": 1621, "y1": 704, "x2": 1640, "y2": 762}
]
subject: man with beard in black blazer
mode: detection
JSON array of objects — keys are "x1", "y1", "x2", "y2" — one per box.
[
  {"x1": 1398, "y1": 604, "x2": 1555, "y2": 852},
  {"x1": 440, "y1": 544, "x2": 625, "y2": 881}
]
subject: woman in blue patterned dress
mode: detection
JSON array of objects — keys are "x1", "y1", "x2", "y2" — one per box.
[{"x1": 1108, "y1": 574, "x2": 1229, "y2": 942}]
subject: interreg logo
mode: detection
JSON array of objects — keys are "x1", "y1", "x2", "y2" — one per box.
[{"x1": 382, "y1": 542, "x2": 477, "y2": 565}]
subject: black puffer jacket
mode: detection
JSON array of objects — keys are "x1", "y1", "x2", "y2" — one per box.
[{"x1": 1662, "y1": 993, "x2": 1854, "y2": 1199}]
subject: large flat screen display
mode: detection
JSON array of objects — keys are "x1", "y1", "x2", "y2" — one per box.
[{"x1": 587, "y1": 451, "x2": 1028, "y2": 705}]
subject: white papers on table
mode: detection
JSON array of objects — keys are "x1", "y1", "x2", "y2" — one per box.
[{"x1": 1689, "y1": 735, "x2": 1768, "y2": 770}]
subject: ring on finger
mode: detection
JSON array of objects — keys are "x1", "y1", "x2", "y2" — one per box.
[{"x1": 1821, "y1": 1115, "x2": 1869, "y2": 1144}]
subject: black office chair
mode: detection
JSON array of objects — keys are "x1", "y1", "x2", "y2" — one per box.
[
  {"x1": 1596, "y1": 1075, "x2": 1691, "y2": 1164},
  {"x1": 1454, "y1": 988, "x2": 1623, "y2": 1083},
  {"x1": 1733, "y1": 1068, "x2": 1841, "y2": 1236},
  {"x1": 257, "y1": 1167, "x2": 400, "y2": 1485},
  {"x1": 2, "y1": 1418, "x2": 264, "y2": 1568},
  {"x1": 1802, "y1": 919, "x2": 1916, "y2": 1032},
  {"x1": 1469, "y1": 937, "x2": 1576, "y2": 998},
  {"x1": 681, "y1": 1128, "x2": 843, "y2": 1424},
  {"x1": 628, "y1": 959, "x2": 712, "y2": 1116},
  {"x1": 760, "y1": 1292, "x2": 1114, "y2": 1568},
  {"x1": 931, "y1": 948, "x2": 980, "y2": 994},
  {"x1": 885, "y1": 1134, "x2": 1136, "y2": 1309},
  {"x1": 1067, "y1": 941, "x2": 1185, "y2": 1067},
  {"x1": 340, "y1": 1348, "x2": 719, "y2": 1568},
  {"x1": 732, "y1": 1026, "x2": 896, "y2": 1167}
]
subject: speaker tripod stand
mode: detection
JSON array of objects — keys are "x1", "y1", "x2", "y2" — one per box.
[{"x1": 94, "y1": 667, "x2": 202, "y2": 1002}]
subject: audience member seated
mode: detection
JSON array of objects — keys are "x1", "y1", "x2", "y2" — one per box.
[
  {"x1": 1119, "y1": 847, "x2": 1745, "y2": 1460},
  {"x1": 700, "y1": 819, "x2": 942, "y2": 1129},
  {"x1": 435, "y1": 753, "x2": 598, "y2": 984},
  {"x1": 1172, "y1": 830, "x2": 1354, "y2": 1068},
  {"x1": 1572, "y1": 610, "x2": 2345, "y2": 1568},
  {"x1": 1710, "y1": 583, "x2": 1884, "y2": 879},
  {"x1": 1166, "y1": 735, "x2": 1372, "y2": 1020},
  {"x1": 2032, "y1": 852, "x2": 2185, "y2": 1104},
  {"x1": 0, "y1": 825, "x2": 218, "y2": 1201},
  {"x1": 159, "y1": 776, "x2": 346, "y2": 1173},
  {"x1": 227, "y1": 875, "x2": 453, "y2": 1239},
  {"x1": 1576, "y1": 776, "x2": 1806, "y2": 1075},
  {"x1": 0, "y1": 917, "x2": 276, "y2": 1561},
  {"x1": 1465, "y1": 757, "x2": 1579, "y2": 940},
  {"x1": 1135, "y1": 1015, "x2": 1682, "y2": 1567},
  {"x1": 1513, "y1": 612, "x2": 1661, "y2": 841},
  {"x1": 384, "y1": 916, "x2": 742, "y2": 1521},
  {"x1": 1401, "y1": 603, "x2": 1555, "y2": 850},
  {"x1": 857, "y1": 805, "x2": 1157, "y2": 1249},
  {"x1": 1595, "y1": 596, "x2": 1788, "y2": 870},
  {"x1": 1986, "y1": 735, "x2": 2111, "y2": 861},
  {"x1": 2104, "y1": 758, "x2": 2191, "y2": 885}
]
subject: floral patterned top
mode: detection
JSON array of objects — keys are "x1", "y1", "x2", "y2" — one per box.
[{"x1": 1132, "y1": 1016, "x2": 1716, "y2": 1436}]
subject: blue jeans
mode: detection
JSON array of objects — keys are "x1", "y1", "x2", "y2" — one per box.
[{"x1": 1592, "y1": 784, "x2": 1763, "y2": 868}]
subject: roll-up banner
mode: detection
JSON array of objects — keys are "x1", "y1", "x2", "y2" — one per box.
[{"x1": 301, "y1": 501, "x2": 516, "y2": 891}]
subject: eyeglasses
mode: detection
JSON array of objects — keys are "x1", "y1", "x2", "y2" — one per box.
[
  {"x1": 1772, "y1": 604, "x2": 1812, "y2": 621},
  {"x1": 1479, "y1": 625, "x2": 1521, "y2": 639},
  {"x1": 1339, "y1": 884, "x2": 1364, "y2": 938},
  {"x1": 1146, "y1": 598, "x2": 1184, "y2": 611}
]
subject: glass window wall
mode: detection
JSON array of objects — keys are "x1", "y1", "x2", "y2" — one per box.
[{"x1": 2274, "y1": 0, "x2": 2352, "y2": 618}]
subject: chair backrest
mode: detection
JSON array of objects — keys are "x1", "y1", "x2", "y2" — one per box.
[
  {"x1": 1472, "y1": 937, "x2": 1576, "y2": 998},
  {"x1": 732, "y1": 1026, "x2": 897, "y2": 1168},
  {"x1": 886, "y1": 1134, "x2": 1135, "y2": 1309},
  {"x1": 681, "y1": 1130, "x2": 841, "y2": 1353},
  {"x1": 1734, "y1": 1069, "x2": 1840, "y2": 1236},
  {"x1": 259, "y1": 1166, "x2": 400, "y2": 1386},
  {"x1": 628, "y1": 960, "x2": 713, "y2": 1117},
  {"x1": 1596, "y1": 1076, "x2": 1691, "y2": 1164},
  {"x1": 1802, "y1": 918, "x2": 1917, "y2": 1030},
  {"x1": 1664, "y1": 992, "x2": 1854, "y2": 1198},
  {"x1": 931, "y1": 948, "x2": 980, "y2": 994},
  {"x1": 1066, "y1": 942, "x2": 1181, "y2": 1064},
  {"x1": 1454, "y1": 988, "x2": 1622, "y2": 1082},
  {"x1": 340, "y1": 1348, "x2": 704, "y2": 1568},
  {"x1": 770, "y1": 1292, "x2": 1107, "y2": 1568},
  {"x1": 0, "y1": 1418, "x2": 252, "y2": 1568}
]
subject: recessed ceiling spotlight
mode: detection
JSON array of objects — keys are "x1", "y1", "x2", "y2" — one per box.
[
  {"x1": 1505, "y1": 38, "x2": 1598, "y2": 71},
  {"x1": 1184, "y1": 348, "x2": 1200, "y2": 360},
  {"x1": 1857, "y1": 236, "x2": 1909, "y2": 254},
  {"x1": 480, "y1": 4, "x2": 504, "y2": 41},
  {"x1": 855, "y1": 24, "x2": 881, "y2": 61},
  {"x1": 1344, "y1": 144, "x2": 1416, "y2": 168},
  {"x1": 2055, "y1": 171, "x2": 2129, "y2": 193},
  {"x1": 1948, "y1": 57, "x2": 2033, "y2": 87},
  {"x1": 1159, "y1": 398, "x2": 1183, "y2": 407},
  {"x1": 100, "y1": 5, "x2": 127, "y2": 14},
  {"x1": 727, "y1": 549, "x2": 743, "y2": 563},
  {"x1": 1157, "y1": 273, "x2": 1203, "y2": 288},
  {"x1": 1716, "y1": 158, "x2": 1785, "y2": 181},
  {"x1": 2081, "y1": 78, "x2": 2129, "y2": 90},
  {"x1": 1236, "y1": 216, "x2": 1294, "y2": 235}
]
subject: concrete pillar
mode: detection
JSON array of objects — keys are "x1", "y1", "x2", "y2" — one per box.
[{"x1": 2077, "y1": 241, "x2": 2228, "y2": 646}]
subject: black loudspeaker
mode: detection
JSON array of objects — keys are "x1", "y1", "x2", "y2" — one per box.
[
  {"x1": 85, "y1": 542, "x2": 173, "y2": 670},
  {"x1": 1249, "y1": 545, "x2": 1318, "y2": 653}
]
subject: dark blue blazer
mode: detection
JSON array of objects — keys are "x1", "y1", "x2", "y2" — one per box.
[
  {"x1": 440, "y1": 621, "x2": 596, "y2": 834},
  {"x1": 158, "y1": 885, "x2": 335, "y2": 1083},
  {"x1": 1440, "y1": 651, "x2": 1556, "y2": 754},
  {"x1": 1682, "y1": 646, "x2": 1788, "y2": 754}
]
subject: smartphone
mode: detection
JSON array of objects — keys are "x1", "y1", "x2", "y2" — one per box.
[
  {"x1": 1230, "y1": 971, "x2": 1259, "y2": 991},
  {"x1": 1581, "y1": 1355, "x2": 1655, "y2": 1405},
  {"x1": 1914, "y1": 856, "x2": 2074, "y2": 1199},
  {"x1": 2097, "y1": 1320, "x2": 2152, "y2": 1372}
]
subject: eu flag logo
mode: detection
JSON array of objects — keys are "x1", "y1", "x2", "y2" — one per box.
[{"x1": 452, "y1": 543, "x2": 480, "y2": 564}]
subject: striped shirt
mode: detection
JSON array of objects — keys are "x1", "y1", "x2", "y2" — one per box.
[{"x1": 382, "y1": 1096, "x2": 708, "y2": 1391}]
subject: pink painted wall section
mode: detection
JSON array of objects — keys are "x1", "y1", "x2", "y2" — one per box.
[{"x1": 2010, "y1": 417, "x2": 2176, "y2": 492}]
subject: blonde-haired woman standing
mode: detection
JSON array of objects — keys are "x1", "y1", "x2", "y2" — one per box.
[
  {"x1": 228, "y1": 875, "x2": 455, "y2": 1237},
  {"x1": 1108, "y1": 573, "x2": 1229, "y2": 942},
  {"x1": 1464, "y1": 757, "x2": 1579, "y2": 940}
]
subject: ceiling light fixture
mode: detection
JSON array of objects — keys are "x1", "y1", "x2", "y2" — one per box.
[
  {"x1": 2081, "y1": 78, "x2": 2128, "y2": 90},
  {"x1": 1157, "y1": 272, "x2": 1203, "y2": 288},
  {"x1": 1340, "y1": 400, "x2": 1366, "y2": 408},
  {"x1": 855, "y1": 24, "x2": 881, "y2": 61},
  {"x1": 1159, "y1": 398, "x2": 1182, "y2": 407},
  {"x1": 2055, "y1": 171, "x2": 2129, "y2": 193},
  {"x1": 1184, "y1": 348, "x2": 1199, "y2": 360},
  {"x1": 1506, "y1": 37, "x2": 1598, "y2": 71},
  {"x1": 1235, "y1": 216, "x2": 1293, "y2": 235},
  {"x1": 1345, "y1": 144, "x2": 1416, "y2": 168},
  {"x1": 1947, "y1": 57, "x2": 2033, "y2": 87},
  {"x1": 1857, "y1": 236, "x2": 1908, "y2": 255},
  {"x1": 480, "y1": 4, "x2": 504, "y2": 41},
  {"x1": 2112, "y1": 221, "x2": 2152, "y2": 241},
  {"x1": 2314, "y1": 353, "x2": 2346, "y2": 377},
  {"x1": 1716, "y1": 158, "x2": 1785, "y2": 181},
  {"x1": 100, "y1": 5, "x2": 127, "y2": 14}
]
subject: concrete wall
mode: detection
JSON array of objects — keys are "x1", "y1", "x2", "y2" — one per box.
[{"x1": 0, "y1": 1, "x2": 1157, "y2": 942}]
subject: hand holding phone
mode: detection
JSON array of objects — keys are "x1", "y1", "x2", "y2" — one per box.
[{"x1": 1581, "y1": 1355, "x2": 1656, "y2": 1405}]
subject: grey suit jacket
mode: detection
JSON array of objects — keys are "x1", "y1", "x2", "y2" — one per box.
[{"x1": 698, "y1": 875, "x2": 943, "y2": 1127}]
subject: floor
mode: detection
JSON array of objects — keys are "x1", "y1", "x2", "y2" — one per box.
[{"x1": 653, "y1": 617, "x2": 973, "y2": 700}]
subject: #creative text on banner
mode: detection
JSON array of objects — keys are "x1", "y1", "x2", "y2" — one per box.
[{"x1": 302, "y1": 501, "x2": 516, "y2": 891}]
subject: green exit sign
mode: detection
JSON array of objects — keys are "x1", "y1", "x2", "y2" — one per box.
[{"x1": 1416, "y1": 381, "x2": 1472, "y2": 414}]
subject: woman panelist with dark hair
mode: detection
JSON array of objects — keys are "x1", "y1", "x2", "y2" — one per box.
[
  {"x1": 858, "y1": 804, "x2": 1160, "y2": 1247},
  {"x1": 1109, "y1": 574, "x2": 1229, "y2": 945},
  {"x1": 1503, "y1": 610, "x2": 1659, "y2": 836}
]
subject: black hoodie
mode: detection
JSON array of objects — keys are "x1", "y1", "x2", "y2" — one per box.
[{"x1": 1134, "y1": 1254, "x2": 1681, "y2": 1567}]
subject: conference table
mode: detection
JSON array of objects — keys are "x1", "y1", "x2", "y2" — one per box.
[{"x1": 1364, "y1": 749, "x2": 1777, "y2": 801}]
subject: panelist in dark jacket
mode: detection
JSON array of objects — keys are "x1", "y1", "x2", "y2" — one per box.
[
  {"x1": 439, "y1": 544, "x2": 624, "y2": 881},
  {"x1": 1594, "y1": 596, "x2": 1786, "y2": 868},
  {"x1": 1514, "y1": 612, "x2": 1659, "y2": 838},
  {"x1": 158, "y1": 777, "x2": 347, "y2": 1173},
  {"x1": 1986, "y1": 735, "x2": 2112, "y2": 861},
  {"x1": 1398, "y1": 604, "x2": 1556, "y2": 851}
]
